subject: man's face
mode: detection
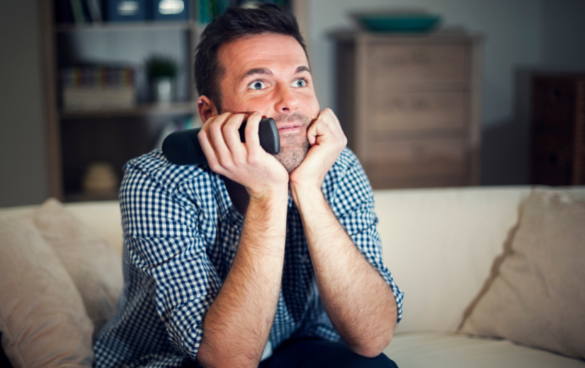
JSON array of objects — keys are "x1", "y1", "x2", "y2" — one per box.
[{"x1": 216, "y1": 33, "x2": 320, "y2": 172}]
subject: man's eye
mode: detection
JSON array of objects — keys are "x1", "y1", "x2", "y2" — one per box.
[
  {"x1": 248, "y1": 81, "x2": 266, "y2": 90},
  {"x1": 292, "y1": 79, "x2": 307, "y2": 88}
]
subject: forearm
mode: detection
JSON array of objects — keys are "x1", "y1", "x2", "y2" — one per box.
[
  {"x1": 197, "y1": 193, "x2": 288, "y2": 367},
  {"x1": 291, "y1": 186, "x2": 397, "y2": 357}
]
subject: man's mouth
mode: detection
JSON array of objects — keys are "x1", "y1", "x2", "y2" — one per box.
[{"x1": 277, "y1": 123, "x2": 303, "y2": 132}]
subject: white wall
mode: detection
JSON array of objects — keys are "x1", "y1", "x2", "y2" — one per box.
[
  {"x1": 307, "y1": 0, "x2": 561, "y2": 185},
  {"x1": 0, "y1": 1, "x2": 47, "y2": 207},
  {"x1": 542, "y1": 0, "x2": 585, "y2": 68},
  {"x1": 1, "y1": 1, "x2": 584, "y2": 207}
]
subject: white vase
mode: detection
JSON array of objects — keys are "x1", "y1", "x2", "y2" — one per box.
[{"x1": 152, "y1": 77, "x2": 175, "y2": 105}]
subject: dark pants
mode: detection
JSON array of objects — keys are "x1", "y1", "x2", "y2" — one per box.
[{"x1": 258, "y1": 338, "x2": 398, "y2": 368}]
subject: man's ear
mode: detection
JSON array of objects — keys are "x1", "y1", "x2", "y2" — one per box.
[{"x1": 198, "y1": 96, "x2": 218, "y2": 123}]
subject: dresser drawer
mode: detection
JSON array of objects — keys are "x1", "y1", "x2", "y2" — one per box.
[
  {"x1": 369, "y1": 44, "x2": 469, "y2": 84},
  {"x1": 365, "y1": 137, "x2": 466, "y2": 176},
  {"x1": 532, "y1": 80, "x2": 577, "y2": 135},
  {"x1": 369, "y1": 91, "x2": 467, "y2": 133}
]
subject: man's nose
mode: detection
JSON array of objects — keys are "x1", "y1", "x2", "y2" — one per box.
[{"x1": 274, "y1": 83, "x2": 299, "y2": 112}]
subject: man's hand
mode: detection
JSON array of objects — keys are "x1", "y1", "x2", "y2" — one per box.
[
  {"x1": 289, "y1": 108, "x2": 347, "y2": 193},
  {"x1": 198, "y1": 112, "x2": 289, "y2": 200},
  {"x1": 288, "y1": 108, "x2": 397, "y2": 357},
  {"x1": 197, "y1": 111, "x2": 290, "y2": 367}
]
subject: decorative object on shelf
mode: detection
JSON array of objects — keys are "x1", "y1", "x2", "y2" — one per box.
[
  {"x1": 350, "y1": 9, "x2": 442, "y2": 33},
  {"x1": 61, "y1": 65, "x2": 136, "y2": 111},
  {"x1": 151, "y1": 0, "x2": 190, "y2": 20},
  {"x1": 195, "y1": 0, "x2": 290, "y2": 25},
  {"x1": 145, "y1": 55, "x2": 179, "y2": 105},
  {"x1": 82, "y1": 162, "x2": 119, "y2": 195},
  {"x1": 196, "y1": 0, "x2": 230, "y2": 25},
  {"x1": 103, "y1": 0, "x2": 147, "y2": 21}
]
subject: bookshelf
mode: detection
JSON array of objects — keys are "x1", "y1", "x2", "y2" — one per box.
[
  {"x1": 41, "y1": 1, "x2": 306, "y2": 202},
  {"x1": 59, "y1": 101, "x2": 198, "y2": 118},
  {"x1": 40, "y1": 1, "x2": 203, "y2": 202},
  {"x1": 54, "y1": 20, "x2": 196, "y2": 32}
]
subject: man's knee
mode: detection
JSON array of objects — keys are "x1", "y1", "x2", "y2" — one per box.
[
  {"x1": 334, "y1": 348, "x2": 398, "y2": 368},
  {"x1": 262, "y1": 338, "x2": 399, "y2": 368},
  {"x1": 307, "y1": 339, "x2": 398, "y2": 368}
]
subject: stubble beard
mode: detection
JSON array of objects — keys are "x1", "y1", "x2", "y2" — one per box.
[{"x1": 272, "y1": 112, "x2": 311, "y2": 173}]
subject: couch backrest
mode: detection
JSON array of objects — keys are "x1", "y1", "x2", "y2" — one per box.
[
  {"x1": 0, "y1": 201, "x2": 124, "y2": 256},
  {"x1": 374, "y1": 186, "x2": 585, "y2": 334},
  {"x1": 64, "y1": 189, "x2": 529, "y2": 334},
  {"x1": 3, "y1": 186, "x2": 584, "y2": 335}
]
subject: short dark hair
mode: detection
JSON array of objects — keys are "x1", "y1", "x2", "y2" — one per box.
[{"x1": 194, "y1": 4, "x2": 307, "y2": 112}]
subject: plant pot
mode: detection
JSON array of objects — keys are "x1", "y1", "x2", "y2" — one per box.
[{"x1": 151, "y1": 77, "x2": 175, "y2": 105}]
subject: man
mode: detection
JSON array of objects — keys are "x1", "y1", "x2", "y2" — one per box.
[{"x1": 95, "y1": 4, "x2": 403, "y2": 368}]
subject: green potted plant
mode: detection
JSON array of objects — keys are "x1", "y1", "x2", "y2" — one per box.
[{"x1": 145, "y1": 55, "x2": 179, "y2": 105}]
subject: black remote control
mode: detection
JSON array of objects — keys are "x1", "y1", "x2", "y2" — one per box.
[{"x1": 162, "y1": 118, "x2": 280, "y2": 165}]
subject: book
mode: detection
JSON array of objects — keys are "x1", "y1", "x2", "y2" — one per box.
[
  {"x1": 103, "y1": 0, "x2": 147, "y2": 21},
  {"x1": 81, "y1": 0, "x2": 92, "y2": 22},
  {"x1": 61, "y1": 65, "x2": 137, "y2": 111},
  {"x1": 86, "y1": 0, "x2": 103, "y2": 22},
  {"x1": 69, "y1": 0, "x2": 87, "y2": 24}
]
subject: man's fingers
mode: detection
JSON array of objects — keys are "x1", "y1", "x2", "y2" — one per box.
[
  {"x1": 244, "y1": 112, "x2": 263, "y2": 156},
  {"x1": 312, "y1": 108, "x2": 347, "y2": 149},
  {"x1": 207, "y1": 113, "x2": 236, "y2": 169},
  {"x1": 318, "y1": 108, "x2": 345, "y2": 139},
  {"x1": 307, "y1": 117, "x2": 334, "y2": 146},
  {"x1": 198, "y1": 127, "x2": 223, "y2": 174},
  {"x1": 223, "y1": 114, "x2": 248, "y2": 161}
]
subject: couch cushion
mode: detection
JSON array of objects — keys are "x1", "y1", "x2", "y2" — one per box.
[
  {"x1": 65, "y1": 201, "x2": 123, "y2": 256},
  {"x1": 374, "y1": 186, "x2": 534, "y2": 333},
  {"x1": 384, "y1": 333, "x2": 585, "y2": 368},
  {"x1": 0, "y1": 216, "x2": 94, "y2": 367},
  {"x1": 460, "y1": 189, "x2": 585, "y2": 359},
  {"x1": 27, "y1": 199, "x2": 124, "y2": 339}
]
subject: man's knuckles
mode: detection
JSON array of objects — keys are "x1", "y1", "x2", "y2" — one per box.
[
  {"x1": 232, "y1": 154, "x2": 248, "y2": 167},
  {"x1": 216, "y1": 156, "x2": 235, "y2": 170},
  {"x1": 207, "y1": 161, "x2": 226, "y2": 176}
]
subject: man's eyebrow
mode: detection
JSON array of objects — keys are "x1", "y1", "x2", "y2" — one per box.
[
  {"x1": 240, "y1": 68, "x2": 272, "y2": 82},
  {"x1": 239, "y1": 66, "x2": 311, "y2": 82},
  {"x1": 296, "y1": 65, "x2": 311, "y2": 74}
]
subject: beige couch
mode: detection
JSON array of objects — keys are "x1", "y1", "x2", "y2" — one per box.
[{"x1": 1, "y1": 186, "x2": 584, "y2": 367}]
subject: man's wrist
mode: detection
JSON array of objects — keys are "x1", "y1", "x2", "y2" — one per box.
[
  {"x1": 248, "y1": 185, "x2": 289, "y2": 209},
  {"x1": 290, "y1": 182, "x2": 326, "y2": 211}
]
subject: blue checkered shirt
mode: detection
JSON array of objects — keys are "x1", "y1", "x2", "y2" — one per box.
[{"x1": 94, "y1": 147, "x2": 403, "y2": 368}]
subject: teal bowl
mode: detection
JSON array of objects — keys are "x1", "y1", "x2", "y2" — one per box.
[{"x1": 352, "y1": 13, "x2": 442, "y2": 32}]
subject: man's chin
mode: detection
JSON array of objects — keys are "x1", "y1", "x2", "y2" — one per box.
[{"x1": 274, "y1": 139, "x2": 310, "y2": 173}]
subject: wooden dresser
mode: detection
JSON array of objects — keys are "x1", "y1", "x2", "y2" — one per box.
[
  {"x1": 531, "y1": 75, "x2": 585, "y2": 186},
  {"x1": 331, "y1": 31, "x2": 483, "y2": 189}
]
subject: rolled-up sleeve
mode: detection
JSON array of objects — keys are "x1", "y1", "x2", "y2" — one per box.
[
  {"x1": 120, "y1": 161, "x2": 222, "y2": 359},
  {"x1": 328, "y1": 151, "x2": 404, "y2": 322}
]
